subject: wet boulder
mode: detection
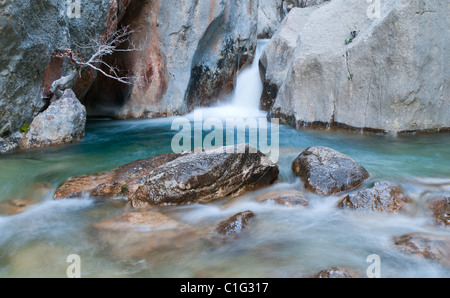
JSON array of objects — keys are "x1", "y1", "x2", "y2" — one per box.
[
  {"x1": 337, "y1": 182, "x2": 411, "y2": 213},
  {"x1": 130, "y1": 144, "x2": 279, "y2": 208},
  {"x1": 54, "y1": 153, "x2": 181, "y2": 200},
  {"x1": 393, "y1": 233, "x2": 450, "y2": 267},
  {"x1": 292, "y1": 146, "x2": 369, "y2": 196},
  {"x1": 215, "y1": 210, "x2": 256, "y2": 237}
]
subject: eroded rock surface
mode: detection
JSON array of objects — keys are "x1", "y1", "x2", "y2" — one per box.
[
  {"x1": 337, "y1": 182, "x2": 411, "y2": 213},
  {"x1": 393, "y1": 233, "x2": 450, "y2": 267},
  {"x1": 130, "y1": 144, "x2": 279, "y2": 208}
]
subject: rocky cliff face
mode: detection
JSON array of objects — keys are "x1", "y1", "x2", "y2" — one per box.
[
  {"x1": 84, "y1": 0, "x2": 259, "y2": 118},
  {"x1": 0, "y1": 0, "x2": 129, "y2": 137},
  {"x1": 261, "y1": 0, "x2": 449, "y2": 133}
]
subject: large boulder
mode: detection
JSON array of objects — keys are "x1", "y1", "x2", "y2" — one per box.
[
  {"x1": 54, "y1": 144, "x2": 279, "y2": 207},
  {"x1": 261, "y1": 0, "x2": 450, "y2": 133},
  {"x1": 0, "y1": 0, "x2": 131, "y2": 138},
  {"x1": 85, "y1": 0, "x2": 259, "y2": 118},
  {"x1": 292, "y1": 146, "x2": 369, "y2": 196},
  {"x1": 337, "y1": 182, "x2": 411, "y2": 213},
  {"x1": 131, "y1": 144, "x2": 279, "y2": 208},
  {"x1": 21, "y1": 89, "x2": 86, "y2": 149}
]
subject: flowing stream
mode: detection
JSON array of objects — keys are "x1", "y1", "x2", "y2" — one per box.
[{"x1": 0, "y1": 41, "x2": 449, "y2": 278}]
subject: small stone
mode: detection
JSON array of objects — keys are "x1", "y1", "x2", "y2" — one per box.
[
  {"x1": 215, "y1": 211, "x2": 255, "y2": 237},
  {"x1": 256, "y1": 190, "x2": 309, "y2": 207},
  {"x1": 337, "y1": 182, "x2": 411, "y2": 213}
]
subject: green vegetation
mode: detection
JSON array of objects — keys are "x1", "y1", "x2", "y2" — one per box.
[{"x1": 20, "y1": 124, "x2": 30, "y2": 133}]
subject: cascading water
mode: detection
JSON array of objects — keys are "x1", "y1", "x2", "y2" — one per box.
[{"x1": 190, "y1": 40, "x2": 269, "y2": 119}]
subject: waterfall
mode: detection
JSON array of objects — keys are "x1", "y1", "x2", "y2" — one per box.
[
  {"x1": 190, "y1": 39, "x2": 269, "y2": 119},
  {"x1": 231, "y1": 39, "x2": 269, "y2": 110}
]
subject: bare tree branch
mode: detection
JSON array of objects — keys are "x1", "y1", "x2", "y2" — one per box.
[{"x1": 50, "y1": 26, "x2": 143, "y2": 99}]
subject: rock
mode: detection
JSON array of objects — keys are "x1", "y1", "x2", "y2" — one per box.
[
  {"x1": 215, "y1": 210, "x2": 255, "y2": 237},
  {"x1": 262, "y1": 0, "x2": 449, "y2": 133},
  {"x1": 21, "y1": 89, "x2": 86, "y2": 149},
  {"x1": 85, "y1": 0, "x2": 259, "y2": 118},
  {"x1": 257, "y1": 0, "x2": 331, "y2": 39},
  {"x1": 292, "y1": 146, "x2": 369, "y2": 196},
  {"x1": 0, "y1": 132, "x2": 21, "y2": 153},
  {"x1": 0, "y1": 0, "x2": 129, "y2": 137},
  {"x1": 337, "y1": 182, "x2": 411, "y2": 213},
  {"x1": 89, "y1": 211, "x2": 196, "y2": 259},
  {"x1": 310, "y1": 267, "x2": 363, "y2": 278},
  {"x1": 0, "y1": 198, "x2": 37, "y2": 215},
  {"x1": 256, "y1": 189, "x2": 309, "y2": 207},
  {"x1": 54, "y1": 153, "x2": 181, "y2": 200},
  {"x1": 130, "y1": 144, "x2": 279, "y2": 208},
  {"x1": 393, "y1": 233, "x2": 450, "y2": 267},
  {"x1": 426, "y1": 197, "x2": 450, "y2": 226}
]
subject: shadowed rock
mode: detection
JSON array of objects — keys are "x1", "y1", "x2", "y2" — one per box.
[
  {"x1": 337, "y1": 182, "x2": 411, "y2": 213},
  {"x1": 393, "y1": 233, "x2": 450, "y2": 267},
  {"x1": 292, "y1": 146, "x2": 369, "y2": 196},
  {"x1": 130, "y1": 144, "x2": 279, "y2": 208}
]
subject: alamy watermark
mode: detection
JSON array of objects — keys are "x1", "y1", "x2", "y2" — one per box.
[
  {"x1": 366, "y1": 0, "x2": 381, "y2": 19},
  {"x1": 170, "y1": 110, "x2": 280, "y2": 163},
  {"x1": 66, "y1": 254, "x2": 81, "y2": 278},
  {"x1": 67, "y1": 0, "x2": 81, "y2": 19},
  {"x1": 366, "y1": 254, "x2": 381, "y2": 278}
]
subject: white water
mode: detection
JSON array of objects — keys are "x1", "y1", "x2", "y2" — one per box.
[{"x1": 188, "y1": 40, "x2": 269, "y2": 119}]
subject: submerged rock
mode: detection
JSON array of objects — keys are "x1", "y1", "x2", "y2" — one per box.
[
  {"x1": 256, "y1": 190, "x2": 309, "y2": 207},
  {"x1": 90, "y1": 211, "x2": 197, "y2": 259},
  {"x1": 54, "y1": 153, "x2": 181, "y2": 200},
  {"x1": 0, "y1": 198, "x2": 37, "y2": 215},
  {"x1": 21, "y1": 89, "x2": 86, "y2": 149},
  {"x1": 337, "y1": 182, "x2": 411, "y2": 213},
  {"x1": 426, "y1": 197, "x2": 450, "y2": 226},
  {"x1": 393, "y1": 233, "x2": 450, "y2": 267},
  {"x1": 215, "y1": 210, "x2": 255, "y2": 237},
  {"x1": 130, "y1": 144, "x2": 279, "y2": 208},
  {"x1": 292, "y1": 146, "x2": 369, "y2": 196},
  {"x1": 310, "y1": 267, "x2": 364, "y2": 278}
]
